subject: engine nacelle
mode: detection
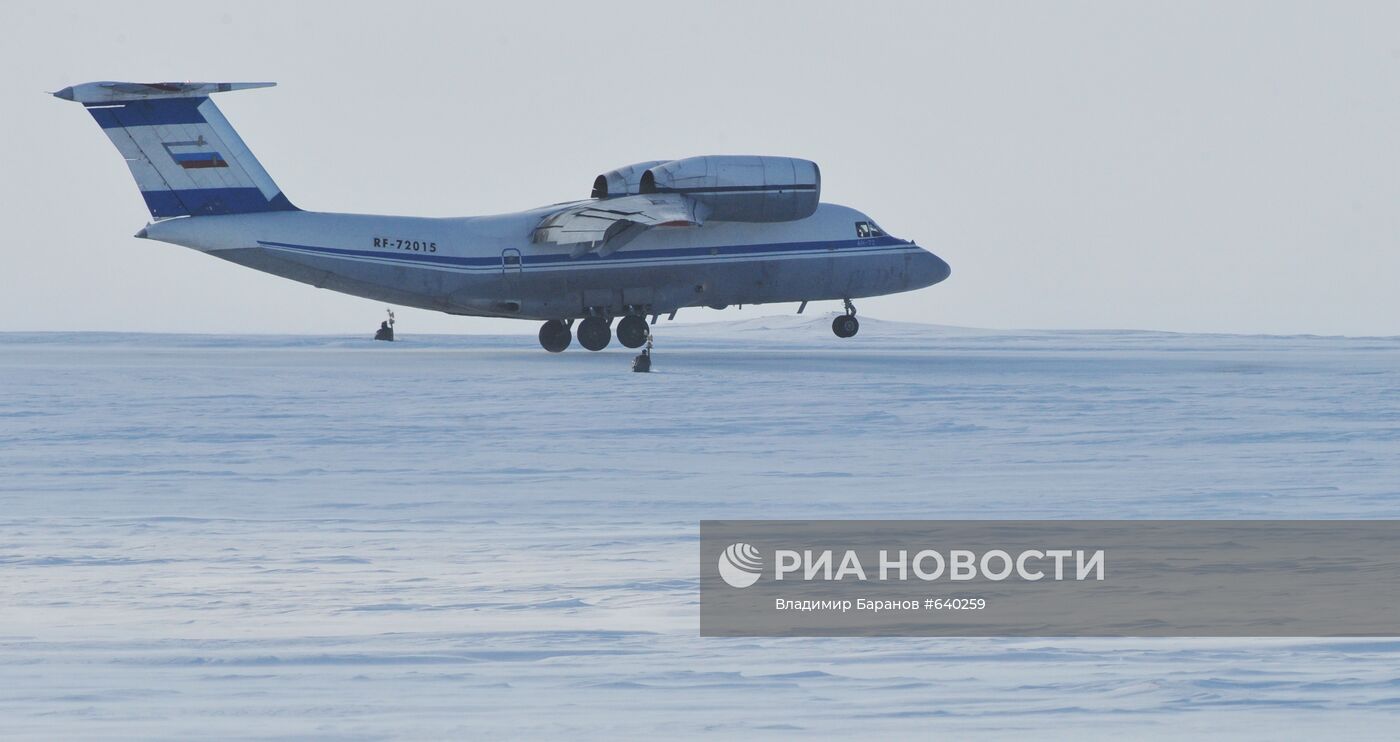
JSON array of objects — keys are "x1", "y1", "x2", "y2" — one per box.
[
  {"x1": 592, "y1": 161, "x2": 670, "y2": 199},
  {"x1": 639, "y1": 155, "x2": 820, "y2": 222}
]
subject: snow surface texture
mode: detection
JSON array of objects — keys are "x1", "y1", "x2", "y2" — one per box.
[{"x1": 2, "y1": 316, "x2": 1399, "y2": 739}]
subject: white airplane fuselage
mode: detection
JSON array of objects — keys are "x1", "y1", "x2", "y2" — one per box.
[{"x1": 144, "y1": 202, "x2": 950, "y2": 321}]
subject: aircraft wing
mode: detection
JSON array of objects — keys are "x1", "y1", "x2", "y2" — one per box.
[{"x1": 532, "y1": 193, "x2": 706, "y2": 256}]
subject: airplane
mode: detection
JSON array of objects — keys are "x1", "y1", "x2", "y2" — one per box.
[{"x1": 54, "y1": 81, "x2": 951, "y2": 352}]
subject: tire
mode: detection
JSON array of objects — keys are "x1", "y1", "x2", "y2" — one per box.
[
  {"x1": 538, "y1": 320, "x2": 571, "y2": 353},
  {"x1": 577, "y1": 317, "x2": 611, "y2": 351},
  {"x1": 832, "y1": 315, "x2": 860, "y2": 338},
  {"x1": 616, "y1": 315, "x2": 649, "y2": 349}
]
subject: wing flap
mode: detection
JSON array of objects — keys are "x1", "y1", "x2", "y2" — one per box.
[{"x1": 532, "y1": 193, "x2": 705, "y2": 251}]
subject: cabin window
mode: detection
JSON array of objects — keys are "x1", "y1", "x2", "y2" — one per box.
[{"x1": 855, "y1": 221, "x2": 885, "y2": 238}]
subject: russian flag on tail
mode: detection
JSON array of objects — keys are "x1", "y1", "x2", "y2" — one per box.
[
  {"x1": 171, "y1": 151, "x2": 229, "y2": 169},
  {"x1": 163, "y1": 140, "x2": 229, "y2": 169}
]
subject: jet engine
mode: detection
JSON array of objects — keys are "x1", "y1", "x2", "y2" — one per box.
[
  {"x1": 592, "y1": 161, "x2": 670, "y2": 199},
  {"x1": 639, "y1": 156, "x2": 820, "y2": 222}
]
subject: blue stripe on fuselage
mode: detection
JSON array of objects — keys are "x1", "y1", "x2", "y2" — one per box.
[{"x1": 255, "y1": 235, "x2": 913, "y2": 271}]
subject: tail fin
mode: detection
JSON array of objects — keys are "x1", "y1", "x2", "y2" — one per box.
[{"x1": 53, "y1": 81, "x2": 297, "y2": 219}]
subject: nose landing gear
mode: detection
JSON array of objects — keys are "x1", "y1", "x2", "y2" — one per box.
[{"x1": 832, "y1": 298, "x2": 860, "y2": 338}]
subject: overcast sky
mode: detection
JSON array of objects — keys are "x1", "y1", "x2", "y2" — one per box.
[{"x1": 3, "y1": 1, "x2": 1397, "y2": 335}]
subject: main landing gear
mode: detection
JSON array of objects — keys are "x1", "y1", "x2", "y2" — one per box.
[
  {"x1": 576, "y1": 316, "x2": 611, "y2": 351},
  {"x1": 616, "y1": 315, "x2": 649, "y2": 349},
  {"x1": 538, "y1": 311, "x2": 651, "y2": 352},
  {"x1": 539, "y1": 319, "x2": 572, "y2": 353},
  {"x1": 832, "y1": 298, "x2": 860, "y2": 338}
]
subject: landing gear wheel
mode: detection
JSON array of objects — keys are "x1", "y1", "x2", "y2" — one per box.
[
  {"x1": 833, "y1": 314, "x2": 860, "y2": 338},
  {"x1": 538, "y1": 320, "x2": 572, "y2": 353},
  {"x1": 616, "y1": 315, "x2": 650, "y2": 349},
  {"x1": 577, "y1": 317, "x2": 611, "y2": 351}
]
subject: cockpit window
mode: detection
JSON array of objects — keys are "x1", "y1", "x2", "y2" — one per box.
[{"x1": 855, "y1": 221, "x2": 885, "y2": 238}]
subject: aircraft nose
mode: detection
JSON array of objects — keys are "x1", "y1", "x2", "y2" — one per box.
[{"x1": 910, "y1": 247, "x2": 951, "y2": 288}]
